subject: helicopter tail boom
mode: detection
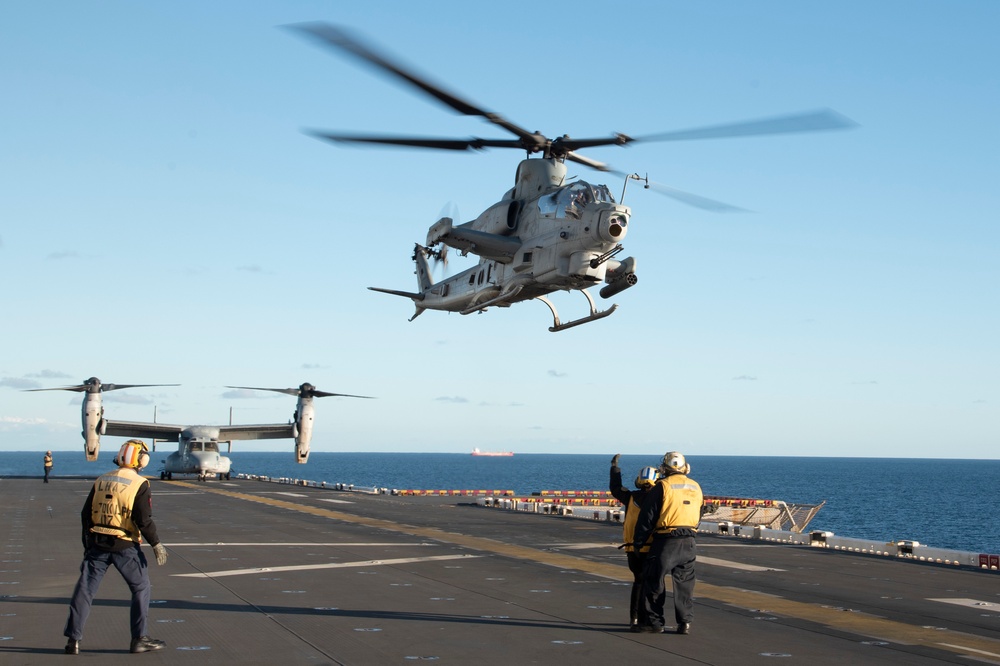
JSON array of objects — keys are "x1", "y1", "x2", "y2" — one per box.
[{"x1": 368, "y1": 287, "x2": 424, "y2": 300}]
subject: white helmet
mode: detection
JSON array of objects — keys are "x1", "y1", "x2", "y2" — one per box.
[
  {"x1": 660, "y1": 451, "x2": 690, "y2": 476},
  {"x1": 634, "y1": 466, "x2": 659, "y2": 489}
]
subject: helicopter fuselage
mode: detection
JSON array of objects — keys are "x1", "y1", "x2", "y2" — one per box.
[
  {"x1": 373, "y1": 159, "x2": 637, "y2": 329},
  {"x1": 160, "y1": 427, "x2": 232, "y2": 481}
]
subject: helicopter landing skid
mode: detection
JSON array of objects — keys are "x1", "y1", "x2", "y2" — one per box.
[{"x1": 537, "y1": 291, "x2": 618, "y2": 332}]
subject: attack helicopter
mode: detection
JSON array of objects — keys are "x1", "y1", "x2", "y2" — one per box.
[
  {"x1": 290, "y1": 23, "x2": 855, "y2": 331},
  {"x1": 28, "y1": 377, "x2": 372, "y2": 480}
]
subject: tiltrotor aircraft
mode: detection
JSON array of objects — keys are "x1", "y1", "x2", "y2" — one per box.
[
  {"x1": 29, "y1": 377, "x2": 372, "y2": 480},
  {"x1": 290, "y1": 23, "x2": 856, "y2": 331}
]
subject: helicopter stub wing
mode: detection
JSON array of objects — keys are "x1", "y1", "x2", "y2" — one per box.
[
  {"x1": 432, "y1": 227, "x2": 521, "y2": 263},
  {"x1": 218, "y1": 423, "x2": 297, "y2": 441},
  {"x1": 103, "y1": 420, "x2": 184, "y2": 443}
]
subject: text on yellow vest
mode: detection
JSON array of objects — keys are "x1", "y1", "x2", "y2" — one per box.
[
  {"x1": 654, "y1": 474, "x2": 704, "y2": 533},
  {"x1": 90, "y1": 467, "x2": 145, "y2": 542}
]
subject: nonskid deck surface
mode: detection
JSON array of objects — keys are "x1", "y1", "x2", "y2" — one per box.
[{"x1": 2, "y1": 477, "x2": 999, "y2": 664}]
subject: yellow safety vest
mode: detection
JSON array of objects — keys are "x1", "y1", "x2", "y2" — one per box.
[
  {"x1": 654, "y1": 474, "x2": 704, "y2": 533},
  {"x1": 90, "y1": 467, "x2": 145, "y2": 543},
  {"x1": 623, "y1": 495, "x2": 652, "y2": 553},
  {"x1": 44, "y1": 455, "x2": 53, "y2": 469}
]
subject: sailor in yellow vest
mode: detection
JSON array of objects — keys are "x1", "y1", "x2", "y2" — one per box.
[
  {"x1": 43, "y1": 451, "x2": 53, "y2": 483},
  {"x1": 608, "y1": 454, "x2": 659, "y2": 631},
  {"x1": 632, "y1": 451, "x2": 704, "y2": 635},
  {"x1": 63, "y1": 440, "x2": 169, "y2": 655}
]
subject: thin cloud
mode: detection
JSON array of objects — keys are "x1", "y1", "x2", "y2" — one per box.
[
  {"x1": 548, "y1": 370, "x2": 568, "y2": 378},
  {"x1": 435, "y1": 396, "x2": 468, "y2": 404},
  {"x1": 47, "y1": 251, "x2": 80, "y2": 260},
  {"x1": 0, "y1": 415, "x2": 47, "y2": 425},
  {"x1": 732, "y1": 375, "x2": 758, "y2": 381},
  {"x1": 0, "y1": 377, "x2": 42, "y2": 390},
  {"x1": 103, "y1": 393, "x2": 154, "y2": 405},
  {"x1": 27, "y1": 369, "x2": 73, "y2": 380},
  {"x1": 237, "y1": 264, "x2": 267, "y2": 274},
  {"x1": 852, "y1": 380, "x2": 879, "y2": 385},
  {"x1": 301, "y1": 363, "x2": 328, "y2": 370}
]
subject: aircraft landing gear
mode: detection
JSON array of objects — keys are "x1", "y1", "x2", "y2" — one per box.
[{"x1": 536, "y1": 290, "x2": 617, "y2": 332}]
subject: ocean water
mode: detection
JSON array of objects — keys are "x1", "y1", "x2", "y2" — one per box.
[{"x1": 4, "y1": 451, "x2": 998, "y2": 555}]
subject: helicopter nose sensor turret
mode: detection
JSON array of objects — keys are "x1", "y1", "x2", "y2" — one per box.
[{"x1": 595, "y1": 209, "x2": 630, "y2": 243}]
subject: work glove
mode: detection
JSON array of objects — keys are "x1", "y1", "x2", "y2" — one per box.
[
  {"x1": 611, "y1": 454, "x2": 620, "y2": 469},
  {"x1": 153, "y1": 543, "x2": 168, "y2": 566}
]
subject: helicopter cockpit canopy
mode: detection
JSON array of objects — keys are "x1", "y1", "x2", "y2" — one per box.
[
  {"x1": 189, "y1": 440, "x2": 220, "y2": 453},
  {"x1": 537, "y1": 182, "x2": 616, "y2": 220}
]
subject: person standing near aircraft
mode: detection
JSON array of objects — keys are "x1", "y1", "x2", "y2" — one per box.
[
  {"x1": 63, "y1": 439, "x2": 168, "y2": 655},
  {"x1": 43, "y1": 451, "x2": 53, "y2": 483},
  {"x1": 632, "y1": 451, "x2": 704, "y2": 635},
  {"x1": 609, "y1": 454, "x2": 659, "y2": 631}
]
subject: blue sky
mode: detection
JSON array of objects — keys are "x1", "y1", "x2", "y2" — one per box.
[{"x1": 1, "y1": 1, "x2": 997, "y2": 459}]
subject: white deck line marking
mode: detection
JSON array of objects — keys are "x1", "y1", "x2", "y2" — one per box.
[
  {"x1": 173, "y1": 554, "x2": 481, "y2": 578},
  {"x1": 698, "y1": 556, "x2": 785, "y2": 572},
  {"x1": 548, "y1": 543, "x2": 624, "y2": 550},
  {"x1": 273, "y1": 492, "x2": 308, "y2": 497},
  {"x1": 545, "y1": 544, "x2": 784, "y2": 572},
  {"x1": 937, "y1": 643, "x2": 1000, "y2": 659},
  {"x1": 159, "y1": 542, "x2": 434, "y2": 547},
  {"x1": 928, "y1": 598, "x2": 999, "y2": 610},
  {"x1": 318, "y1": 498, "x2": 355, "y2": 504}
]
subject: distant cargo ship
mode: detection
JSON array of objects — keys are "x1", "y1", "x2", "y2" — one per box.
[{"x1": 471, "y1": 448, "x2": 514, "y2": 457}]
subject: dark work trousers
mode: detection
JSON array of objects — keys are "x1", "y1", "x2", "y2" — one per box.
[
  {"x1": 64, "y1": 543, "x2": 151, "y2": 641},
  {"x1": 641, "y1": 535, "x2": 696, "y2": 628},
  {"x1": 626, "y1": 550, "x2": 649, "y2": 624}
]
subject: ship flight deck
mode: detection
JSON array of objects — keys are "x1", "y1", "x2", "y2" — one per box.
[{"x1": 2, "y1": 477, "x2": 999, "y2": 664}]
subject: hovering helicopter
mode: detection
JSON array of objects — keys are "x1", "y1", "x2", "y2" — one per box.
[
  {"x1": 289, "y1": 23, "x2": 856, "y2": 331},
  {"x1": 28, "y1": 377, "x2": 372, "y2": 480}
]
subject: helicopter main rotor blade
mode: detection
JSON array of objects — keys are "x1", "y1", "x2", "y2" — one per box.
[
  {"x1": 634, "y1": 108, "x2": 857, "y2": 143},
  {"x1": 286, "y1": 22, "x2": 543, "y2": 149},
  {"x1": 305, "y1": 130, "x2": 523, "y2": 152},
  {"x1": 24, "y1": 382, "x2": 178, "y2": 393},
  {"x1": 311, "y1": 391, "x2": 375, "y2": 399},
  {"x1": 566, "y1": 151, "x2": 611, "y2": 172},
  {"x1": 607, "y1": 169, "x2": 747, "y2": 213},
  {"x1": 642, "y1": 182, "x2": 748, "y2": 213},
  {"x1": 101, "y1": 383, "x2": 179, "y2": 392},
  {"x1": 227, "y1": 385, "x2": 299, "y2": 397},
  {"x1": 226, "y1": 385, "x2": 374, "y2": 400}
]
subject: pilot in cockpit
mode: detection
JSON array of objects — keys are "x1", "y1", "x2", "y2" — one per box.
[{"x1": 565, "y1": 184, "x2": 593, "y2": 219}]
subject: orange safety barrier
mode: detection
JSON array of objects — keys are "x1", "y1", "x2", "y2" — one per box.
[{"x1": 397, "y1": 489, "x2": 514, "y2": 496}]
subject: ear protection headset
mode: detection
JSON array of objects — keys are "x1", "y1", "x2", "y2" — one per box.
[{"x1": 116, "y1": 439, "x2": 150, "y2": 470}]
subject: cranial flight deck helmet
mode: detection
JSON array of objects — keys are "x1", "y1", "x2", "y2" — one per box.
[
  {"x1": 634, "y1": 466, "x2": 659, "y2": 489},
  {"x1": 660, "y1": 451, "x2": 690, "y2": 476},
  {"x1": 116, "y1": 439, "x2": 150, "y2": 470}
]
